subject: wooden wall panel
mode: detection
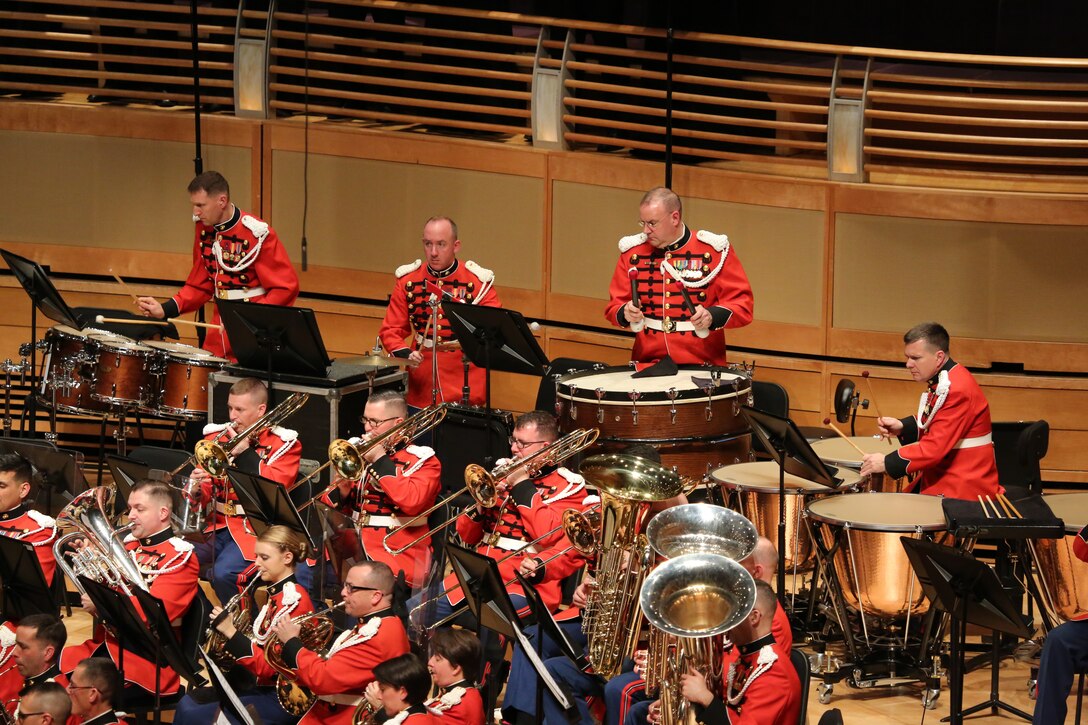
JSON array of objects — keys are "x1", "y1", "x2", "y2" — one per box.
[{"x1": 550, "y1": 181, "x2": 641, "y2": 300}]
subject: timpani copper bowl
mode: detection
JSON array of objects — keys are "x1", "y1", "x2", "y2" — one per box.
[{"x1": 1032, "y1": 493, "x2": 1088, "y2": 625}]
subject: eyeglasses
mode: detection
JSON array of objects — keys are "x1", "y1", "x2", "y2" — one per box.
[
  {"x1": 343, "y1": 582, "x2": 385, "y2": 595},
  {"x1": 66, "y1": 684, "x2": 97, "y2": 692},
  {"x1": 361, "y1": 416, "x2": 399, "y2": 428},
  {"x1": 17, "y1": 714, "x2": 46, "y2": 722},
  {"x1": 638, "y1": 219, "x2": 660, "y2": 230},
  {"x1": 509, "y1": 436, "x2": 548, "y2": 449}
]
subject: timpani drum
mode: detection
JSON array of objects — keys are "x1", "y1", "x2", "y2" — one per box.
[
  {"x1": 38, "y1": 325, "x2": 120, "y2": 415},
  {"x1": 555, "y1": 365, "x2": 752, "y2": 478},
  {"x1": 142, "y1": 341, "x2": 226, "y2": 419},
  {"x1": 807, "y1": 492, "x2": 949, "y2": 620},
  {"x1": 1032, "y1": 493, "x2": 1088, "y2": 624},
  {"x1": 710, "y1": 461, "x2": 862, "y2": 572},
  {"x1": 811, "y1": 436, "x2": 905, "y2": 492},
  {"x1": 88, "y1": 335, "x2": 157, "y2": 408}
]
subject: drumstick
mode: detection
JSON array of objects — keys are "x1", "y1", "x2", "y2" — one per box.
[
  {"x1": 985, "y1": 495, "x2": 1003, "y2": 519},
  {"x1": 977, "y1": 495, "x2": 992, "y2": 519},
  {"x1": 95, "y1": 314, "x2": 223, "y2": 331},
  {"x1": 822, "y1": 418, "x2": 868, "y2": 457},
  {"x1": 862, "y1": 370, "x2": 893, "y2": 445},
  {"x1": 112, "y1": 273, "x2": 140, "y2": 303},
  {"x1": 995, "y1": 494, "x2": 1015, "y2": 519},
  {"x1": 998, "y1": 492, "x2": 1023, "y2": 519}
]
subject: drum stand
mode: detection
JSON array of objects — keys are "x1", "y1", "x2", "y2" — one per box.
[{"x1": 1, "y1": 357, "x2": 30, "y2": 437}]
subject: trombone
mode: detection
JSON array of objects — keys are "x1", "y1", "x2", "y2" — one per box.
[{"x1": 382, "y1": 427, "x2": 600, "y2": 556}]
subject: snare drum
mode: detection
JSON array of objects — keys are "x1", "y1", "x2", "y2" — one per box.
[
  {"x1": 811, "y1": 436, "x2": 904, "y2": 492},
  {"x1": 1033, "y1": 493, "x2": 1088, "y2": 624},
  {"x1": 711, "y1": 461, "x2": 862, "y2": 572},
  {"x1": 38, "y1": 325, "x2": 118, "y2": 415},
  {"x1": 142, "y1": 341, "x2": 226, "y2": 419},
  {"x1": 807, "y1": 492, "x2": 949, "y2": 619},
  {"x1": 89, "y1": 336, "x2": 156, "y2": 408}
]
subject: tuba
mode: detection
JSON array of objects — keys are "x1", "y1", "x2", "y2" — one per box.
[
  {"x1": 201, "y1": 575, "x2": 263, "y2": 669},
  {"x1": 264, "y1": 603, "x2": 344, "y2": 716},
  {"x1": 53, "y1": 486, "x2": 148, "y2": 598},
  {"x1": 579, "y1": 454, "x2": 686, "y2": 679}
]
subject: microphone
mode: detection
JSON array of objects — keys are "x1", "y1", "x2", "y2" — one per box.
[{"x1": 627, "y1": 267, "x2": 645, "y2": 333}]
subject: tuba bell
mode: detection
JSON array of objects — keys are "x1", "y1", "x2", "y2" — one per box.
[
  {"x1": 53, "y1": 486, "x2": 149, "y2": 598},
  {"x1": 264, "y1": 603, "x2": 344, "y2": 716}
]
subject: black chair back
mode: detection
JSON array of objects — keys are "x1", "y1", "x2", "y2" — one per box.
[
  {"x1": 790, "y1": 647, "x2": 811, "y2": 725},
  {"x1": 992, "y1": 420, "x2": 1049, "y2": 496}
]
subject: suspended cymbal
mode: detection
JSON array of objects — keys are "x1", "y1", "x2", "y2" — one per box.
[{"x1": 336, "y1": 354, "x2": 419, "y2": 368}]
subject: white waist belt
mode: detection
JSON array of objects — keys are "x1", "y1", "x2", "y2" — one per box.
[
  {"x1": 491, "y1": 536, "x2": 537, "y2": 553},
  {"x1": 318, "y1": 694, "x2": 364, "y2": 706},
  {"x1": 953, "y1": 433, "x2": 993, "y2": 450},
  {"x1": 643, "y1": 318, "x2": 696, "y2": 332},
  {"x1": 361, "y1": 514, "x2": 403, "y2": 529},
  {"x1": 414, "y1": 334, "x2": 460, "y2": 351},
  {"x1": 216, "y1": 286, "x2": 266, "y2": 301}
]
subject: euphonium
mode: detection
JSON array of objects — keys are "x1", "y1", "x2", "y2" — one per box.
[
  {"x1": 264, "y1": 602, "x2": 344, "y2": 716},
  {"x1": 352, "y1": 700, "x2": 378, "y2": 725},
  {"x1": 579, "y1": 454, "x2": 686, "y2": 679},
  {"x1": 201, "y1": 575, "x2": 262, "y2": 669},
  {"x1": 53, "y1": 486, "x2": 148, "y2": 598},
  {"x1": 0, "y1": 700, "x2": 15, "y2": 725},
  {"x1": 640, "y1": 553, "x2": 756, "y2": 725}
]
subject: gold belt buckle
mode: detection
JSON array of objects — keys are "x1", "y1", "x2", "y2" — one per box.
[
  {"x1": 486, "y1": 531, "x2": 500, "y2": 547},
  {"x1": 223, "y1": 500, "x2": 237, "y2": 516},
  {"x1": 358, "y1": 511, "x2": 371, "y2": 526},
  {"x1": 662, "y1": 317, "x2": 675, "y2": 333},
  {"x1": 216, "y1": 289, "x2": 228, "y2": 300}
]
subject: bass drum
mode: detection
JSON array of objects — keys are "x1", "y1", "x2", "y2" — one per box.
[
  {"x1": 555, "y1": 365, "x2": 752, "y2": 479},
  {"x1": 1033, "y1": 493, "x2": 1088, "y2": 624},
  {"x1": 811, "y1": 435, "x2": 905, "y2": 493}
]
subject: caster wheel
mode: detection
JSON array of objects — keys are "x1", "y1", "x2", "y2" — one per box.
[
  {"x1": 1028, "y1": 681, "x2": 1038, "y2": 701},
  {"x1": 817, "y1": 683, "x2": 834, "y2": 705},
  {"x1": 923, "y1": 690, "x2": 940, "y2": 710}
]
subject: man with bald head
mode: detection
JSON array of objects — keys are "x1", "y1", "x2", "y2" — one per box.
[{"x1": 739, "y1": 536, "x2": 792, "y2": 656}]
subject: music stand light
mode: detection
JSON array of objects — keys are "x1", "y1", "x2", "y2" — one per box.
[{"x1": 0, "y1": 536, "x2": 57, "y2": 620}]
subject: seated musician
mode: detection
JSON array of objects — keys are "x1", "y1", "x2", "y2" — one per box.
[
  {"x1": 269, "y1": 560, "x2": 410, "y2": 725},
  {"x1": 61, "y1": 480, "x2": 199, "y2": 703},
  {"x1": 363, "y1": 654, "x2": 438, "y2": 725},
  {"x1": 426, "y1": 629, "x2": 485, "y2": 725},
  {"x1": 18, "y1": 681, "x2": 72, "y2": 725},
  {"x1": 1033, "y1": 522, "x2": 1088, "y2": 724},
  {"x1": 67, "y1": 657, "x2": 127, "y2": 725},
  {"x1": 190, "y1": 377, "x2": 303, "y2": 604},
  {"x1": 860, "y1": 322, "x2": 1001, "y2": 500},
  {"x1": 662, "y1": 580, "x2": 800, "y2": 725},
  {"x1": 0, "y1": 452, "x2": 59, "y2": 586},
  {"x1": 1, "y1": 620, "x2": 19, "y2": 712},
  {"x1": 174, "y1": 525, "x2": 314, "y2": 725},
  {"x1": 326, "y1": 390, "x2": 441, "y2": 590},
  {"x1": 12, "y1": 614, "x2": 70, "y2": 701}
]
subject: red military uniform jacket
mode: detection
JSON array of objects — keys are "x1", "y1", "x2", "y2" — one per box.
[
  {"x1": 61, "y1": 527, "x2": 199, "y2": 696},
  {"x1": 697, "y1": 634, "x2": 800, "y2": 725},
  {"x1": 426, "y1": 681, "x2": 485, "y2": 725},
  {"x1": 279, "y1": 609, "x2": 410, "y2": 725},
  {"x1": 0, "y1": 503, "x2": 58, "y2": 586},
  {"x1": 224, "y1": 576, "x2": 315, "y2": 683},
  {"x1": 76, "y1": 711, "x2": 129, "y2": 725},
  {"x1": 327, "y1": 443, "x2": 442, "y2": 589},
  {"x1": 883, "y1": 358, "x2": 1002, "y2": 500},
  {"x1": 605, "y1": 227, "x2": 753, "y2": 366},
  {"x1": 163, "y1": 205, "x2": 300, "y2": 360},
  {"x1": 200, "y1": 423, "x2": 301, "y2": 560},
  {"x1": 13, "y1": 663, "x2": 72, "y2": 722},
  {"x1": 379, "y1": 259, "x2": 501, "y2": 408},
  {"x1": 0, "y1": 620, "x2": 19, "y2": 714},
  {"x1": 450, "y1": 466, "x2": 589, "y2": 612}
]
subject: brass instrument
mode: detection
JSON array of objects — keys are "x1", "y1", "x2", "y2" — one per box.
[
  {"x1": 352, "y1": 700, "x2": 378, "y2": 725},
  {"x1": 580, "y1": 454, "x2": 685, "y2": 679},
  {"x1": 201, "y1": 575, "x2": 263, "y2": 669},
  {"x1": 175, "y1": 475, "x2": 206, "y2": 536},
  {"x1": 384, "y1": 427, "x2": 601, "y2": 556},
  {"x1": 640, "y1": 553, "x2": 756, "y2": 725},
  {"x1": 0, "y1": 700, "x2": 15, "y2": 725},
  {"x1": 264, "y1": 602, "x2": 344, "y2": 716},
  {"x1": 53, "y1": 486, "x2": 148, "y2": 598}
]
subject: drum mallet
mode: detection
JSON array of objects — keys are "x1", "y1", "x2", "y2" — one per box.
[
  {"x1": 95, "y1": 315, "x2": 223, "y2": 331},
  {"x1": 111, "y1": 273, "x2": 140, "y2": 303},
  {"x1": 627, "y1": 267, "x2": 645, "y2": 333},
  {"x1": 861, "y1": 370, "x2": 893, "y2": 444},
  {"x1": 822, "y1": 417, "x2": 869, "y2": 457}
]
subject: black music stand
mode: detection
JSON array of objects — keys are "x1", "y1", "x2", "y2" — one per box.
[
  {"x1": 197, "y1": 649, "x2": 259, "y2": 725},
  {"x1": 0, "y1": 439, "x2": 86, "y2": 517},
  {"x1": 0, "y1": 535, "x2": 58, "y2": 620},
  {"x1": 741, "y1": 406, "x2": 842, "y2": 605},
  {"x1": 901, "y1": 537, "x2": 1032, "y2": 725},
  {"x1": 130, "y1": 587, "x2": 204, "y2": 686},
  {"x1": 446, "y1": 544, "x2": 577, "y2": 720}
]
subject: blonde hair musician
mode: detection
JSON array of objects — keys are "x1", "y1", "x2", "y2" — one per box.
[{"x1": 173, "y1": 525, "x2": 314, "y2": 725}]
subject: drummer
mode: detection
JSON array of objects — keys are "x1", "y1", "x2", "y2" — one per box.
[
  {"x1": 859, "y1": 322, "x2": 1001, "y2": 500},
  {"x1": 604, "y1": 187, "x2": 754, "y2": 366}
]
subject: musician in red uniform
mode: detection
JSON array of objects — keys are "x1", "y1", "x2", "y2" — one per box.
[
  {"x1": 270, "y1": 560, "x2": 411, "y2": 725},
  {"x1": 189, "y1": 377, "x2": 303, "y2": 604},
  {"x1": 379, "y1": 216, "x2": 501, "y2": 408},
  {"x1": 426, "y1": 629, "x2": 484, "y2": 725},
  {"x1": 18, "y1": 681, "x2": 71, "y2": 724},
  {"x1": 605, "y1": 187, "x2": 753, "y2": 367},
  {"x1": 860, "y1": 322, "x2": 1001, "y2": 500},
  {"x1": 61, "y1": 480, "x2": 199, "y2": 702},
  {"x1": 136, "y1": 170, "x2": 300, "y2": 361},
  {"x1": 12, "y1": 614, "x2": 69, "y2": 707},
  {"x1": 0, "y1": 453, "x2": 58, "y2": 587},
  {"x1": 363, "y1": 654, "x2": 439, "y2": 725},
  {"x1": 174, "y1": 525, "x2": 315, "y2": 725},
  {"x1": 66, "y1": 658, "x2": 127, "y2": 725},
  {"x1": 0, "y1": 620, "x2": 19, "y2": 712}
]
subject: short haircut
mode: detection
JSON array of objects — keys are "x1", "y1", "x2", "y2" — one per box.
[
  {"x1": 425, "y1": 215, "x2": 458, "y2": 241},
  {"x1": 0, "y1": 452, "x2": 33, "y2": 484},
  {"x1": 367, "y1": 389, "x2": 408, "y2": 418},
  {"x1": 19, "y1": 613, "x2": 67, "y2": 655},
  {"x1": 748, "y1": 537, "x2": 778, "y2": 579},
  {"x1": 257, "y1": 524, "x2": 310, "y2": 565},
  {"x1": 753, "y1": 579, "x2": 777, "y2": 620},
  {"x1": 430, "y1": 628, "x2": 482, "y2": 684},
  {"x1": 131, "y1": 479, "x2": 177, "y2": 514},
  {"x1": 373, "y1": 653, "x2": 432, "y2": 705},
  {"x1": 187, "y1": 170, "x2": 230, "y2": 198},
  {"x1": 904, "y1": 322, "x2": 950, "y2": 354},
  {"x1": 640, "y1": 187, "x2": 682, "y2": 216},
  {"x1": 23, "y1": 681, "x2": 71, "y2": 720},
  {"x1": 352, "y1": 560, "x2": 395, "y2": 595},
  {"x1": 515, "y1": 410, "x2": 558, "y2": 443},
  {"x1": 230, "y1": 377, "x2": 269, "y2": 405},
  {"x1": 75, "y1": 657, "x2": 119, "y2": 704}
]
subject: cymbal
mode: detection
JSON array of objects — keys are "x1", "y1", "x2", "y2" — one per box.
[{"x1": 337, "y1": 354, "x2": 419, "y2": 368}]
